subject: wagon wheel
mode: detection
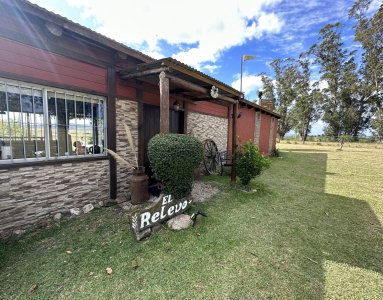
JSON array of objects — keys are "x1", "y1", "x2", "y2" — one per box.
[{"x1": 203, "y1": 139, "x2": 222, "y2": 175}]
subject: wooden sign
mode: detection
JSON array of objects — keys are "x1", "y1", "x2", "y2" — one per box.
[{"x1": 131, "y1": 194, "x2": 192, "y2": 232}]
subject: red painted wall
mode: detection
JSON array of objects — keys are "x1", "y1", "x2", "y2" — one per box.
[
  {"x1": 228, "y1": 105, "x2": 257, "y2": 153},
  {"x1": 237, "y1": 106, "x2": 255, "y2": 144},
  {"x1": 259, "y1": 113, "x2": 271, "y2": 155},
  {"x1": 273, "y1": 118, "x2": 278, "y2": 150},
  {"x1": 0, "y1": 37, "x2": 107, "y2": 93},
  {"x1": 189, "y1": 101, "x2": 228, "y2": 118},
  {"x1": 228, "y1": 107, "x2": 278, "y2": 155}
]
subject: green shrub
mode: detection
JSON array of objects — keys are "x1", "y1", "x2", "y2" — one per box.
[
  {"x1": 270, "y1": 148, "x2": 280, "y2": 157},
  {"x1": 148, "y1": 134, "x2": 203, "y2": 199},
  {"x1": 236, "y1": 141, "x2": 270, "y2": 187}
]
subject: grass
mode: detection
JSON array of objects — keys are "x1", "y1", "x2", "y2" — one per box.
[{"x1": 1, "y1": 143, "x2": 383, "y2": 299}]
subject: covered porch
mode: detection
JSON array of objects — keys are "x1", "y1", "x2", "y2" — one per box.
[{"x1": 118, "y1": 58, "x2": 241, "y2": 184}]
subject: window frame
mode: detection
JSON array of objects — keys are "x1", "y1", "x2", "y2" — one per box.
[{"x1": 0, "y1": 78, "x2": 108, "y2": 164}]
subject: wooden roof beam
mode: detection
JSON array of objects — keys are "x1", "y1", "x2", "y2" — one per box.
[
  {"x1": 120, "y1": 67, "x2": 170, "y2": 79},
  {"x1": 166, "y1": 74, "x2": 237, "y2": 104}
]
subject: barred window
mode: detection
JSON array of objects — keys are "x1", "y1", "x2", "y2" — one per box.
[{"x1": 0, "y1": 79, "x2": 107, "y2": 163}]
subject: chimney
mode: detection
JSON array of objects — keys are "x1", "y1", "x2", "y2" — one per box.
[{"x1": 260, "y1": 99, "x2": 274, "y2": 111}]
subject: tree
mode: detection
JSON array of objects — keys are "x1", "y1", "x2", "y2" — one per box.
[
  {"x1": 292, "y1": 52, "x2": 322, "y2": 142},
  {"x1": 350, "y1": 1, "x2": 383, "y2": 141},
  {"x1": 312, "y1": 23, "x2": 371, "y2": 140},
  {"x1": 260, "y1": 74, "x2": 275, "y2": 102},
  {"x1": 270, "y1": 58, "x2": 300, "y2": 140}
]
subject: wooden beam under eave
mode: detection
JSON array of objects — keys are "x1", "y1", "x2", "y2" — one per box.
[
  {"x1": 166, "y1": 74, "x2": 237, "y2": 104},
  {"x1": 159, "y1": 71, "x2": 170, "y2": 133},
  {"x1": 120, "y1": 67, "x2": 170, "y2": 79}
]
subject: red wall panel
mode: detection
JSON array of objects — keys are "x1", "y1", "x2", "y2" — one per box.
[
  {"x1": 0, "y1": 37, "x2": 107, "y2": 93},
  {"x1": 237, "y1": 106, "x2": 255, "y2": 145},
  {"x1": 259, "y1": 113, "x2": 271, "y2": 155},
  {"x1": 273, "y1": 118, "x2": 278, "y2": 149},
  {"x1": 189, "y1": 101, "x2": 228, "y2": 118},
  {"x1": 116, "y1": 78, "x2": 136, "y2": 99},
  {"x1": 228, "y1": 106, "x2": 256, "y2": 151}
]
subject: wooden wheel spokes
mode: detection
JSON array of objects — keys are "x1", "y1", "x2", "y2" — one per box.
[{"x1": 203, "y1": 139, "x2": 222, "y2": 175}]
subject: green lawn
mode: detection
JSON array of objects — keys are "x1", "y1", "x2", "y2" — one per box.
[{"x1": 1, "y1": 143, "x2": 382, "y2": 299}]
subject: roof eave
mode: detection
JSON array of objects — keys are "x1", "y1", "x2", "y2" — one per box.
[{"x1": 14, "y1": 0, "x2": 154, "y2": 63}]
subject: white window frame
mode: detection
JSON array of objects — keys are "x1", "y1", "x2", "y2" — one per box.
[{"x1": 0, "y1": 78, "x2": 107, "y2": 164}]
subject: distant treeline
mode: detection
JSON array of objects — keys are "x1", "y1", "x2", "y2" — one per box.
[{"x1": 263, "y1": 0, "x2": 383, "y2": 143}]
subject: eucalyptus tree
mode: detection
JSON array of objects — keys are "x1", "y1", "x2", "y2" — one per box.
[
  {"x1": 349, "y1": 1, "x2": 383, "y2": 141},
  {"x1": 312, "y1": 22, "x2": 370, "y2": 140},
  {"x1": 292, "y1": 52, "x2": 322, "y2": 142},
  {"x1": 270, "y1": 58, "x2": 300, "y2": 140},
  {"x1": 260, "y1": 74, "x2": 275, "y2": 102}
]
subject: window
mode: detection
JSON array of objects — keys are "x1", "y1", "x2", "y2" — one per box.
[{"x1": 0, "y1": 79, "x2": 107, "y2": 163}]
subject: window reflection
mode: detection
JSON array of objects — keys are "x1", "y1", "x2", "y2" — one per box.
[
  {"x1": 0, "y1": 79, "x2": 106, "y2": 162},
  {"x1": 1, "y1": 84, "x2": 45, "y2": 160}
]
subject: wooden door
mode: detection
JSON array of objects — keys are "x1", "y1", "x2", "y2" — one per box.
[{"x1": 143, "y1": 104, "x2": 184, "y2": 183}]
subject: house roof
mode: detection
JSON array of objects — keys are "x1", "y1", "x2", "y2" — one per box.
[
  {"x1": 240, "y1": 98, "x2": 281, "y2": 118},
  {"x1": 6, "y1": 0, "x2": 280, "y2": 117},
  {"x1": 8, "y1": 0, "x2": 154, "y2": 63},
  {"x1": 120, "y1": 58, "x2": 242, "y2": 100}
]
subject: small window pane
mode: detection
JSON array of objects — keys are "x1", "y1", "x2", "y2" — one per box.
[
  {"x1": 32, "y1": 90, "x2": 46, "y2": 158},
  {"x1": 0, "y1": 83, "x2": 11, "y2": 160},
  {"x1": 66, "y1": 95, "x2": 75, "y2": 155},
  {"x1": 74, "y1": 96, "x2": 85, "y2": 155}
]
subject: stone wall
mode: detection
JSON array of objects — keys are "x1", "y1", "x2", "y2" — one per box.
[
  {"x1": 254, "y1": 111, "x2": 262, "y2": 147},
  {"x1": 0, "y1": 159, "x2": 109, "y2": 235},
  {"x1": 187, "y1": 112, "x2": 228, "y2": 152},
  {"x1": 115, "y1": 99, "x2": 138, "y2": 200},
  {"x1": 268, "y1": 117, "x2": 275, "y2": 153}
]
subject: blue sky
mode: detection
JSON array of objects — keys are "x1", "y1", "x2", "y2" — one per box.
[{"x1": 29, "y1": 0, "x2": 381, "y2": 135}]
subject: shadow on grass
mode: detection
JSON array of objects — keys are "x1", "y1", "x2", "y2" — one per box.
[
  {"x1": 198, "y1": 150, "x2": 383, "y2": 298},
  {"x1": 0, "y1": 150, "x2": 382, "y2": 299},
  {"x1": 256, "y1": 150, "x2": 383, "y2": 298}
]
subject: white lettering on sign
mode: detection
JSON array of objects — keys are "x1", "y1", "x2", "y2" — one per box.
[
  {"x1": 162, "y1": 195, "x2": 172, "y2": 205},
  {"x1": 132, "y1": 194, "x2": 193, "y2": 232}
]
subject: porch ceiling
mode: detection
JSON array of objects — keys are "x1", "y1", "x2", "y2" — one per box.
[{"x1": 119, "y1": 58, "x2": 240, "y2": 105}]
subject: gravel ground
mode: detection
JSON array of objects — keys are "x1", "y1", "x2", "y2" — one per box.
[{"x1": 191, "y1": 181, "x2": 219, "y2": 203}]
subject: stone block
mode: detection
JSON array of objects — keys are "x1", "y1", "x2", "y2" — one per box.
[
  {"x1": 82, "y1": 204, "x2": 94, "y2": 214},
  {"x1": 167, "y1": 214, "x2": 192, "y2": 230}
]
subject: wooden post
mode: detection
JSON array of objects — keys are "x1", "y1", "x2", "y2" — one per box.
[
  {"x1": 107, "y1": 66, "x2": 117, "y2": 199},
  {"x1": 136, "y1": 79, "x2": 144, "y2": 166},
  {"x1": 183, "y1": 101, "x2": 188, "y2": 134},
  {"x1": 159, "y1": 71, "x2": 169, "y2": 133},
  {"x1": 231, "y1": 102, "x2": 238, "y2": 184}
]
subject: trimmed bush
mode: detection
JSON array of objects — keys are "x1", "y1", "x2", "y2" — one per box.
[
  {"x1": 148, "y1": 134, "x2": 203, "y2": 199},
  {"x1": 236, "y1": 141, "x2": 270, "y2": 187}
]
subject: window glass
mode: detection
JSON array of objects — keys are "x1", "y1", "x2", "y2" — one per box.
[
  {"x1": 0, "y1": 83, "x2": 11, "y2": 160},
  {"x1": 32, "y1": 89, "x2": 45, "y2": 158},
  {"x1": 84, "y1": 98, "x2": 93, "y2": 154},
  {"x1": 0, "y1": 79, "x2": 106, "y2": 163},
  {"x1": 56, "y1": 92, "x2": 68, "y2": 156}
]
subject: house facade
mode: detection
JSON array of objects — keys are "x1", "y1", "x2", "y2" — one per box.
[
  {"x1": 0, "y1": 0, "x2": 279, "y2": 236},
  {"x1": 228, "y1": 99, "x2": 279, "y2": 155}
]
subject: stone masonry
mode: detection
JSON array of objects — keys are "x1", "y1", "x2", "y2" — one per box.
[
  {"x1": 268, "y1": 117, "x2": 275, "y2": 153},
  {"x1": 187, "y1": 112, "x2": 228, "y2": 152},
  {"x1": 0, "y1": 159, "x2": 109, "y2": 235},
  {"x1": 254, "y1": 111, "x2": 262, "y2": 147},
  {"x1": 115, "y1": 99, "x2": 138, "y2": 200}
]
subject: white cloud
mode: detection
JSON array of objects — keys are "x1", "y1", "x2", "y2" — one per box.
[
  {"x1": 202, "y1": 64, "x2": 220, "y2": 74},
  {"x1": 64, "y1": 0, "x2": 283, "y2": 69},
  {"x1": 368, "y1": 0, "x2": 382, "y2": 14},
  {"x1": 231, "y1": 74, "x2": 264, "y2": 100}
]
